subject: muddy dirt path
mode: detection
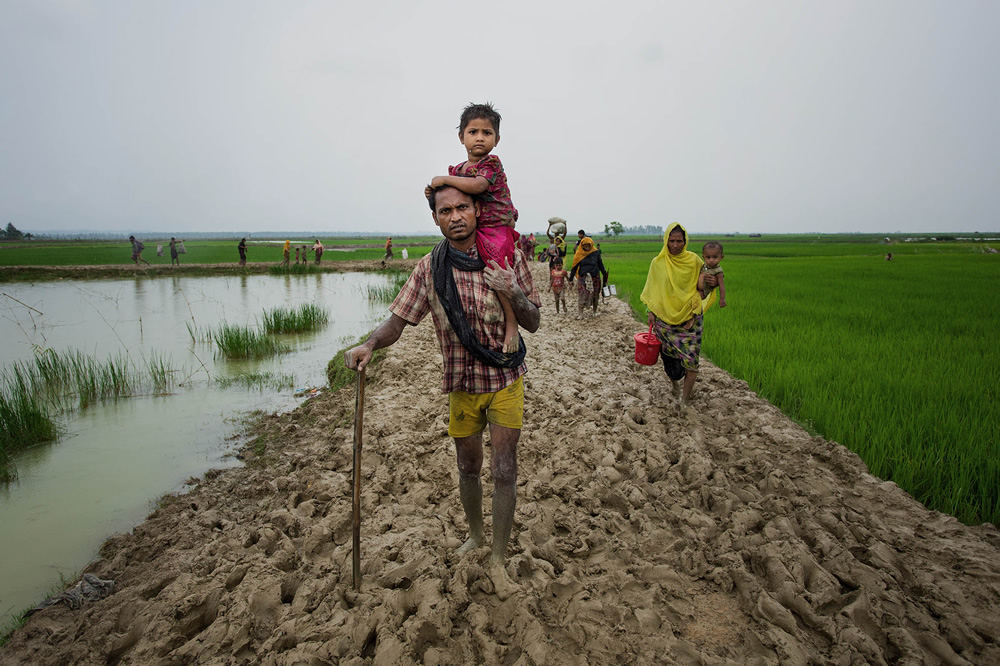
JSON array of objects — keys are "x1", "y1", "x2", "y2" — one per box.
[{"x1": 3, "y1": 262, "x2": 998, "y2": 665}]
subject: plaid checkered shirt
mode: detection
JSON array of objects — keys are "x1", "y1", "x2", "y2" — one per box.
[{"x1": 389, "y1": 246, "x2": 541, "y2": 394}]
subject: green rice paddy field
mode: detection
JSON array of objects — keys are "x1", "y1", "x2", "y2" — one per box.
[
  {"x1": 2, "y1": 233, "x2": 998, "y2": 525},
  {"x1": 607, "y1": 234, "x2": 999, "y2": 526}
]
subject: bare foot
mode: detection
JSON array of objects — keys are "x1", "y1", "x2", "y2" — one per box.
[
  {"x1": 503, "y1": 332, "x2": 520, "y2": 354},
  {"x1": 456, "y1": 535, "x2": 483, "y2": 555},
  {"x1": 487, "y1": 561, "x2": 517, "y2": 601}
]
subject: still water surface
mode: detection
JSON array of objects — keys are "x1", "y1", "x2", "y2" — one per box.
[{"x1": 0, "y1": 272, "x2": 393, "y2": 618}]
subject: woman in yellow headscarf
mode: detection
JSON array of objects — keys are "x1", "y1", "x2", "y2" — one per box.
[
  {"x1": 568, "y1": 236, "x2": 608, "y2": 318},
  {"x1": 640, "y1": 223, "x2": 717, "y2": 407}
]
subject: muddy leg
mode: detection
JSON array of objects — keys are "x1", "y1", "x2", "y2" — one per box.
[
  {"x1": 488, "y1": 423, "x2": 519, "y2": 564},
  {"x1": 454, "y1": 433, "x2": 485, "y2": 553},
  {"x1": 680, "y1": 369, "x2": 697, "y2": 407}
]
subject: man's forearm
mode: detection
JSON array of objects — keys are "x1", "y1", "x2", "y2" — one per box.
[{"x1": 364, "y1": 314, "x2": 408, "y2": 351}]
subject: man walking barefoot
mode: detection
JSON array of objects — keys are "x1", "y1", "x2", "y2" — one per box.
[{"x1": 345, "y1": 186, "x2": 540, "y2": 588}]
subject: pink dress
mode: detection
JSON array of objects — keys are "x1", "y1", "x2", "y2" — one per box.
[{"x1": 449, "y1": 154, "x2": 519, "y2": 269}]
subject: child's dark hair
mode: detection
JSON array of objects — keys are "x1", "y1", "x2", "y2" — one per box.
[
  {"x1": 553, "y1": 257, "x2": 563, "y2": 265},
  {"x1": 702, "y1": 241, "x2": 723, "y2": 252},
  {"x1": 459, "y1": 102, "x2": 501, "y2": 136}
]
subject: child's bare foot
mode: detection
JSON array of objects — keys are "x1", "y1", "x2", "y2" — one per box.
[{"x1": 503, "y1": 332, "x2": 520, "y2": 354}]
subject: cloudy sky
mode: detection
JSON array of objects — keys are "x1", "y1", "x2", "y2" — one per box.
[{"x1": 1, "y1": 1, "x2": 997, "y2": 235}]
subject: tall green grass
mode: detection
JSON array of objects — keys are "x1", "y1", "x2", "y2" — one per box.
[
  {"x1": 212, "y1": 324, "x2": 288, "y2": 359},
  {"x1": 364, "y1": 272, "x2": 409, "y2": 303},
  {"x1": 609, "y1": 247, "x2": 1000, "y2": 525},
  {"x1": 260, "y1": 304, "x2": 329, "y2": 334},
  {"x1": 0, "y1": 391, "x2": 56, "y2": 481},
  {"x1": 0, "y1": 349, "x2": 180, "y2": 481}
]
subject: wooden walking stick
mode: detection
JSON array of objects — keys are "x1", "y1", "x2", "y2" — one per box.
[{"x1": 351, "y1": 367, "x2": 366, "y2": 590}]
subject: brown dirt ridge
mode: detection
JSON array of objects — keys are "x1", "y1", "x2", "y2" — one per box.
[
  {"x1": 3, "y1": 262, "x2": 999, "y2": 665},
  {"x1": 0, "y1": 260, "x2": 418, "y2": 282}
]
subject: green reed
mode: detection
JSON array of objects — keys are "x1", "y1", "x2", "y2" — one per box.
[
  {"x1": 215, "y1": 371, "x2": 295, "y2": 391},
  {"x1": 0, "y1": 348, "x2": 180, "y2": 477},
  {"x1": 186, "y1": 321, "x2": 212, "y2": 343},
  {"x1": 212, "y1": 323, "x2": 287, "y2": 359},
  {"x1": 260, "y1": 303, "x2": 329, "y2": 334},
  {"x1": 146, "y1": 351, "x2": 174, "y2": 394},
  {"x1": 0, "y1": 390, "x2": 57, "y2": 482},
  {"x1": 364, "y1": 272, "x2": 409, "y2": 303}
]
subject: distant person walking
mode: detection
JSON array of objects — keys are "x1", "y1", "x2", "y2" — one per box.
[
  {"x1": 313, "y1": 239, "x2": 324, "y2": 264},
  {"x1": 238, "y1": 238, "x2": 247, "y2": 266},
  {"x1": 128, "y1": 236, "x2": 149, "y2": 265},
  {"x1": 169, "y1": 237, "x2": 182, "y2": 266},
  {"x1": 385, "y1": 237, "x2": 393, "y2": 260},
  {"x1": 567, "y1": 236, "x2": 608, "y2": 318},
  {"x1": 281, "y1": 240, "x2": 291, "y2": 266},
  {"x1": 640, "y1": 223, "x2": 718, "y2": 409}
]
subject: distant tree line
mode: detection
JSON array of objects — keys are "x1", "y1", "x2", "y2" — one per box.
[
  {"x1": 2, "y1": 223, "x2": 32, "y2": 240},
  {"x1": 621, "y1": 225, "x2": 663, "y2": 235}
]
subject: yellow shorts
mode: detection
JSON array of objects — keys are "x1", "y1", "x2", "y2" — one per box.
[{"x1": 448, "y1": 376, "x2": 524, "y2": 438}]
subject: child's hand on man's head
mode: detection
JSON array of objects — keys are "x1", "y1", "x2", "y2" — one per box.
[{"x1": 431, "y1": 176, "x2": 446, "y2": 188}]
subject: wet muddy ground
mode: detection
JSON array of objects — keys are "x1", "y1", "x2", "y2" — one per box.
[{"x1": 3, "y1": 262, "x2": 999, "y2": 665}]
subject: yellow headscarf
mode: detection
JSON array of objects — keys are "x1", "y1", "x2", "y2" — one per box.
[
  {"x1": 283, "y1": 240, "x2": 291, "y2": 251},
  {"x1": 640, "y1": 222, "x2": 714, "y2": 325},
  {"x1": 571, "y1": 236, "x2": 597, "y2": 269}
]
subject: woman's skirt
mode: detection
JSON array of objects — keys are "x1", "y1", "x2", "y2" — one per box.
[
  {"x1": 651, "y1": 314, "x2": 703, "y2": 371},
  {"x1": 577, "y1": 272, "x2": 599, "y2": 307}
]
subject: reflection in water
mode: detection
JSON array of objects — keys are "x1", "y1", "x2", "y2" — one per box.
[{"x1": 0, "y1": 271, "x2": 397, "y2": 616}]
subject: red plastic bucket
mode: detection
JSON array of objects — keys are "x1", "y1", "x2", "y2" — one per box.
[{"x1": 634, "y1": 324, "x2": 661, "y2": 365}]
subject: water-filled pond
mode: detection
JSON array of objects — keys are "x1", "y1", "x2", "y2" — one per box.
[{"x1": 0, "y1": 272, "x2": 395, "y2": 617}]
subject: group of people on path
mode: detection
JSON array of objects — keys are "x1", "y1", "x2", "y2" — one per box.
[
  {"x1": 280, "y1": 239, "x2": 325, "y2": 266},
  {"x1": 128, "y1": 236, "x2": 184, "y2": 266},
  {"x1": 345, "y1": 102, "x2": 727, "y2": 580},
  {"x1": 543, "y1": 229, "x2": 608, "y2": 318}
]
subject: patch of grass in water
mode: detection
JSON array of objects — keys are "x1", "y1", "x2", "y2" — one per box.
[
  {"x1": 260, "y1": 303, "x2": 329, "y2": 334},
  {"x1": 363, "y1": 271, "x2": 408, "y2": 303},
  {"x1": 146, "y1": 352, "x2": 174, "y2": 394},
  {"x1": 186, "y1": 322, "x2": 212, "y2": 343},
  {"x1": 212, "y1": 324, "x2": 288, "y2": 359},
  {"x1": 0, "y1": 391, "x2": 57, "y2": 482},
  {"x1": 0, "y1": 348, "x2": 180, "y2": 480},
  {"x1": 216, "y1": 371, "x2": 295, "y2": 391}
]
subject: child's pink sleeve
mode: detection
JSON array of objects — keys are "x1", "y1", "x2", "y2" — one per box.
[{"x1": 468, "y1": 155, "x2": 502, "y2": 185}]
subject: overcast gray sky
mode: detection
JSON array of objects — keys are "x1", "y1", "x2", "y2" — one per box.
[{"x1": 2, "y1": 1, "x2": 997, "y2": 235}]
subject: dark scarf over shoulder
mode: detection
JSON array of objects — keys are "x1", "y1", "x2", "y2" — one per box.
[{"x1": 431, "y1": 239, "x2": 526, "y2": 368}]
